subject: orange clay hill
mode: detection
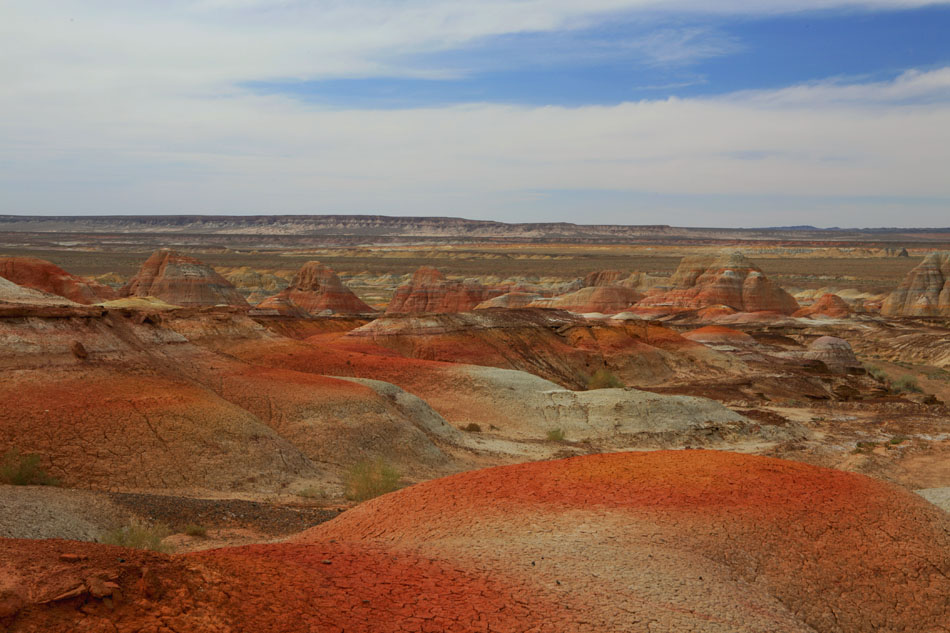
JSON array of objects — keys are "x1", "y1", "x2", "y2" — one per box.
[
  {"x1": 257, "y1": 261, "x2": 375, "y2": 315},
  {"x1": 4, "y1": 451, "x2": 948, "y2": 632},
  {"x1": 633, "y1": 252, "x2": 799, "y2": 316},
  {"x1": 120, "y1": 249, "x2": 248, "y2": 308},
  {"x1": 0, "y1": 256, "x2": 116, "y2": 304},
  {"x1": 385, "y1": 266, "x2": 507, "y2": 314},
  {"x1": 793, "y1": 292, "x2": 852, "y2": 318}
]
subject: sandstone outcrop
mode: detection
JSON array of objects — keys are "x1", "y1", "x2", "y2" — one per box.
[
  {"x1": 0, "y1": 277, "x2": 78, "y2": 307},
  {"x1": 804, "y1": 336, "x2": 861, "y2": 371},
  {"x1": 682, "y1": 325, "x2": 757, "y2": 347},
  {"x1": 474, "y1": 291, "x2": 542, "y2": 309},
  {"x1": 793, "y1": 293, "x2": 851, "y2": 318},
  {"x1": 0, "y1": 257, "x2": 116, "y2": 304},
  {"x1": 528, "y1": 285, "x2": 643, "y2": 314},
  {"x1": 121, "y1": 249, "x2": 249, "y2": 308},
  {"x1": 386, "y1": 266, "x2": 504, "y2": 314},
  {"x1": 881, "y1": 251, "x2": 950, "y2": 317},
  {"x1": 635, "y1": 252, "x2": 799, "y2": 314},
  {"x1": 258, "y1": 261, "x2": 374, "y2": 315}
]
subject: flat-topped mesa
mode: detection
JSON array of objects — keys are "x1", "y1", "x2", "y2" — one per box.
[
  {"x1": 120, "y1": 249, "x2": 248, "y2": 308},
  {"x1": 793, "y1": 293, "x2": 851, "y2": 319},
  {"x1": 882, "y1": 252, "x2": 950, "y2": 317},
  {"x1": 386, "y1": 266, "x2": 504, "y2": 314},
  {"x1": 258, "y1": 261, "x2": 375, "y2": 315},
  {"x1": 0, "y1": 256, "x2": 116, "y2": 304},
  {"x1": 635, "y1": 252, "x2": 800, "y2": 315}
]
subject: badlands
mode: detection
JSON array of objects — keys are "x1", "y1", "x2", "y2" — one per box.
[{"x1": 1, "y1": 218, "x2": 949, "y2": 632}]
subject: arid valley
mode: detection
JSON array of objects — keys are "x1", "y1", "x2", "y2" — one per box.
[{"x1": 0, "y1": 216, "x2": 948, "y2": 632}]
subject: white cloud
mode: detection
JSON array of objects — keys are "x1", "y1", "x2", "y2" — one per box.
[{"x1": 1, "y1": 1, "x2": 949, "y2": 224}]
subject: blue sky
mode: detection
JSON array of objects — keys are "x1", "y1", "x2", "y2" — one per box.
[
  {"x1": 2, "y1": 1, "x2": 950, "y2": 227},
  {"x1": 250, "y1": 6, "x2": 950, "y2": 108}
]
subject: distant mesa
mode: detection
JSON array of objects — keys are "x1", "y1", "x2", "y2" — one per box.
[
  {"x1": 634, "y1": 252, "x2": 800, "y2": 315},
  {"x1": 120, "y1": 249, "x2": 248, "y2": 308},
  {"x1": 881, "y1": 251, "x2": 950, "y2": 317},
  {"x1": 258, "y1": 261, "x2": 374, "y2": 315},
  {"x1": 386, "y1": 266, "x2": 507, "y2": 314},
  {"x1": 793, "y1": 293, "x2": 852, "y2": 319},
  {"x1": 0, "y1": 256, "x2": 115, "y2": 304}
]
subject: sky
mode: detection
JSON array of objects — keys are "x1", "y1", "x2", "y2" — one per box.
[{"x1": 2, "y1": 1, "x2": 950, "y2": 227}]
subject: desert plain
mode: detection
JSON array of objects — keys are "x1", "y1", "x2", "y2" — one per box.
[{"x1": 1, "y1": 215, "x2": 949, "y2": 632}]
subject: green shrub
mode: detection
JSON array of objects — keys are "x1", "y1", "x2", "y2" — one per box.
[
  {"x1": 586, "y1": 369, "x2": 624, "y2": 390},
  {"x1": 462, "y1": 423, "x2": 482, "y2": 433},
  {"x1": 184, "y1": 524, "x2": 208, "y2": 538},
  {"x1": 891, "y1": 375, "x2": 922, "y2": 393},
  {"x1": 0, "y1": 449, "x2": 59, "y2": 486},
  {"x1": 345, "y1": 458, "x2": 401, "y2": 502},
  {"x1": 101, "y1": 521, "x2": 171, "y2": 552},
  {"x1": 852, "y1": 441, "x2": 878, "y2": 455},
  {"x1": 888, "y1": 435, "x2": 909, "y2": 446},
  {"x1": 865, "y1": 365, "x2": 888, "y2": 382},
  {"x1": 546, "y1": 428, "x2": 566, "y2": 442}
]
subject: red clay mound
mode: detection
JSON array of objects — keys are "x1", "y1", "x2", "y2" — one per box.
[
  {"x1": 305, "y1": 451, "x2": 950, "y2": 633},
  {"x1": 258, "y1": 261, "x2": 374, "y2": 315},
  {"x1": 636, "y1": 252, "x2": 799, "y2": 315},
  {"x1": 121, "y1": 249, "x2": 248, "y2": 308},
  {"x1": 385, "y1": 266, "x2": 504, "y2": 314},
  {"x1": 794, "y1": 292, "x2": 851, "y2": 318},
  {"x1": 0, "y1": 257, "x2": 115, "y2": 304},
  {"x1": 682, "y1": 324, "x2": 756, "y2": 346},
  {"x1": 7, "y1": 452, "x2": 946, "y2": 632}
]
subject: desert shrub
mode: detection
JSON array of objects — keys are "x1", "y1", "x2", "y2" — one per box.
[
  {"x1": 462, "y1": 423, "x2": 482, "y2": 433},
  {"x1": 101, "y1": 521, "x2": 171, "y2": 552},
  {"x1": 852, "y1": 441, "x2": 878, "y2": 455},
  {"x1": 546, "y1": 428, "x2": 566, "y2": 442},
  {"x1": 865, "y1": 365, "x2": 888, "y2": 382},
  {"x1": 184, "y1": 524, "x2": 208, "y2": 538},
  {"x1": 891, "y1": 375, "x2": 922, "y2": 393},
  {"x1": 889, "y1": 435, "x2": 909, "y2": 446},
  {"x1": 0, "y1": 448, "x2": 59, "y2": 486},
  {"x1": 297, "y1": 485, "x2": 327, "y2": 499},
  {"x1": 345, "y1": 458, "x2": 401, "y2": 502},
  {"x1": 586, "y1": 369, "x2": 624, "y2": 390}
]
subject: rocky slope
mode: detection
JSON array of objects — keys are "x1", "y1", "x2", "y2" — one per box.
[
  {"x1": 385, "y1": 266, "x2": 506, "y2": 314},
  {"x1": 0, "y1": 257, "x2": 116, "y2": 304}
]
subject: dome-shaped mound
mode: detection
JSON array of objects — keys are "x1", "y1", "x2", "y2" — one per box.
[
  {"x1": 302, "y1": 450, "x2": 950, "y2": 633},
  {"x1": 805, "y1": 335, "x2": 861, "y2": 370},
  {"x1": 794, "y1": 293, "x2": 851, "y2": 318},
  {"x1": 258, "y1": 261, "x2": 374, "y2": 315},
  {"x1": 121, "y1": 249, "x2": 248, "y2": 308}
]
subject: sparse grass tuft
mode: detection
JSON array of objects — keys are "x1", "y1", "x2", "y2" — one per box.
[
  {"x1": 865, "y1": 364, "x2": 888, "y2": 382},
  {"x1": 586, "y1": 369, "x2": 624, "y2": 390},
  {"x1": 0, "y1": 448, "x2": 59, "y2": 486},
  {"x1": 546, "y1": 428, "x2": 566, "y2": 442},
  {"x1": 296, "y1": 485, "x2": 328, "y2": 499},
  {"x1": 184, "y1": 524, "x2": 208, "y2": 538},
  {"x1": 101, "y1": 521, "x2": 171, "y2": 552},
  {"x1": 345, "y1": 458, "x2": 401, "y2": 502},
  {"x1": 891, "y1": 375, "x2": 922, "y2": 393},
  {"x1": 852, "y1": 440, "x2": 878, "y2": 455},
  {"x1": 888, "y1": 435, "x2": 910, "y2": 446},
  {"x1": 462, "y1": 423, "x2": 482, "y2": 433}
]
